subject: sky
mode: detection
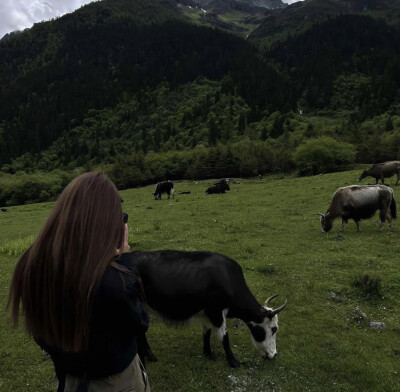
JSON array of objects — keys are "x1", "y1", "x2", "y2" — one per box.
[
  {"x1": 0, "y1": 0, "x2": 93, "y2": 38},
  {"x1": 0, "y1": 0, "x2": 303, "y2": 39}
]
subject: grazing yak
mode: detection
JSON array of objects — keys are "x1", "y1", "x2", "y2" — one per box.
[
  {"x1": 116, "y1": 251, "x2": 287, "y2": 368},
  {"x1": 205, "y1": 180, "x2": 230, "y2": 194},
  {"x1": 359, "y1": 161, "x2": 400, "y2": 185},
  {"x1": 319, "y1": 185, "x2": 396, "y2": 233},
  {"x1": 153, "y1": 181, "x2": 174, "y2": 200}
]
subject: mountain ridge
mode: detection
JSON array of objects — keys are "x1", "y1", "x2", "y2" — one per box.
[{"x1": 250, "y1": 0, "x2": 400, "y2": 43}]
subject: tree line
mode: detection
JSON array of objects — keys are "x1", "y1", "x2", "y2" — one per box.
[{"x1": 0, "y1": 3, "x2": 400, "y2": 206}]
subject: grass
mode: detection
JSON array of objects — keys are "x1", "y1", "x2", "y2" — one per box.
[
  {"x1": 178, "y1": 5, "x2": 263, "y2": 38},
  {"x1": 1, "y1": 170, "x2": 400, "y2": 391},
  {"x1": 0, "y1": 235, "x2": 35, "y2": 256}
]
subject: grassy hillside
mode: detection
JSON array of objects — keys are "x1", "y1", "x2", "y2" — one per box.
[
  {"x1": 1, "y1": 170, "x2": 400, "y2": 391},
  {"x1": 177, "y1": 0, "x2": 285, "y2": 37}
]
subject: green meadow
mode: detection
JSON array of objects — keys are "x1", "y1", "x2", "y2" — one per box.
[{"x1": 1, "y1": 170, "x2": 400, "y2": 391}]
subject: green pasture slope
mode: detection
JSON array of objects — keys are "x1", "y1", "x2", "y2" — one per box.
[{"x1": 1, "y1": 170, "x2": 400, "y2": 391}]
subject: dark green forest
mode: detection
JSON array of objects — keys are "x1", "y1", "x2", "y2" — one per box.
[{"x1": 1, "y1": 0, "x2": 400, "y2": 206}]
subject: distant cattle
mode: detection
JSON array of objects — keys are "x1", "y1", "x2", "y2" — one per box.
[
  {"x1": 359, "y1": 161, "x2": 400, "y2": 185},
  {"x1": 120, "y1": 250, "x2": 287, "y2": 368},
  {"x1": 206, "y1": 180, "x2": 230, "y2": 194},
  {"x1": 319, "y1": 185, "x2": 396, "y2": 233},
  {"x1": 214, "y1": 178, "x2": 230, "y2": 186},
  {"x1": 0, "y1": 208, "x2": 7, "y2": 213},
  {"x1": 153, "y1": 181, "x2": 174, "y2": 200}
]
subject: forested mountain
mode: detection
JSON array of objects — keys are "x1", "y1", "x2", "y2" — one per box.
[
  {"x1": 250, "y1": 0, "x2": 400, "y2": 116},
  {"x1": 250, "y1": 0, "x2": 400, "y2": 44},
  {"x1": 0, "y1": 0, "x2": 290, "y2": 166},
  {"x1": 266, "y1": 14, "x2": 400, "y2": 113},
  {"x1": 0, "y1": 0, "x2": 400, "y2": 206}
]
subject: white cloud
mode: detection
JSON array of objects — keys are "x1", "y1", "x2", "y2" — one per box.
[
  {"x1": 0, "y1": 0, "x2": 94, "y2": 38},
  {"x1": 282, "y1": 0, "x2": 304, "y2": 4}
]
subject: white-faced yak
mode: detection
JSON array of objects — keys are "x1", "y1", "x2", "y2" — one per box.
[{"x1": 115, "y1": 251, "x2": 287, "y2": 368}]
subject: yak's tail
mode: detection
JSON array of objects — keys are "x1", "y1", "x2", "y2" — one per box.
[{"x1": 391, "y1": 197, "x2": 397, "y2": 219}]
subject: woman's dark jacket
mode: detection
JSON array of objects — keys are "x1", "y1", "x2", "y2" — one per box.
[{"x1": 36, "y1": 253, "x2": 149, "y2": 389}]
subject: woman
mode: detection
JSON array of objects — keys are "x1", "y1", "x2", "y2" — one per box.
[{"x1": 8, "y1": 172, "x2": 150, "y2": 392}]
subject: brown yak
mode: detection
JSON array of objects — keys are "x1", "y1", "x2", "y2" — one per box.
[
  {"x1": 318, "y1": 185, "x2": 396, "y2": 233},
  {"x1": 359, "y1": 161, "x2": 400, "y2": 185}
]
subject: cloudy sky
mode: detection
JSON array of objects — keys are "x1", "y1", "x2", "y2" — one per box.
[
  {"x1": 0, "y1": 0, "x2": 303, "y2": 39},
  {"x1": 0, "y1": 0, "x2": 92, "y2": 38}
]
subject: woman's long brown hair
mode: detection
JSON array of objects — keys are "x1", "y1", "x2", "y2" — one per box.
[{"x1": 7, "y1": 172, "x2": 124, "y2": 352}]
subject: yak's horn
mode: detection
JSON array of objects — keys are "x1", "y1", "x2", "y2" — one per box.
[
  {"x1": 265, "y1": 294, "x2": 279, "y2": 307},
  {"x1": 262, "y1": 295, "x2": 287, "y2": 318},
  {"x1": 317, "y1": 213, "x2": 325, "y2": 217}
]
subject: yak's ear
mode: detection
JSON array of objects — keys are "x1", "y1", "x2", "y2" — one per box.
[{"x1": 325, "y1": 212, "x2": 331, "y2": 218}]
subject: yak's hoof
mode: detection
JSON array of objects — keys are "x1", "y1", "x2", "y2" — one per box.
[{"x1": 228, "y1": 359, "x2": 241, "y2": 368}]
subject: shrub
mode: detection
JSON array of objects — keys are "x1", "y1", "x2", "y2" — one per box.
[
  {"x1": 39, "y1": 190, "x2": 51, "y2": 200},
  {"x1": 352, "y1": 274, "x2": 382, "y2": 298},
  {"x1": 0, "y1": 170, "x2": 76, "y2": 207},
  {"x1": 293, "y1": 136, "x2": 356, "y2": 175}
]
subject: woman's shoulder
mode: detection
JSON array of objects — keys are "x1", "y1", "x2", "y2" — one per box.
[{"x1": 99, "y1": 259, "x2": 140, "y2": 298}]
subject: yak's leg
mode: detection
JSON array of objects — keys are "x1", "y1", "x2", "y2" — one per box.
[
  {"x1": 381, "y1": 177, "x2": 385, "y2": 184},
  {"x1": 387, "y1": 209, "x2": 393, "y2": 229},
  {"x1": 379, "y1": 208, "x2": 387, "y2": 230},
  {"x1": 207, "y1": 308, "x2": 240, "y2": 368},
  {"x1": 137, "y1": 333, "x2": 158, "y2": 365},
  {"x1": 340, "y1": 219, "x2": 346, "y2": 232},
  {"x1": 396, "y1": 173, "x2": 400, "y2": 186},
  {"x1": 355, "y1": 220, "x2": 361, "y2": 232},
  {"x1": 202, "y1": 327, "x2": 214, "y2": 358},
  {"x1": 382, "y1": 200, "x2": 393, "y2": 229},
  {"x1": 221, "y1": 330, "x2": 240, "y2": 367},
  {"x1": 137, "y1": 332, "x2": 147, "y2": 363}
]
